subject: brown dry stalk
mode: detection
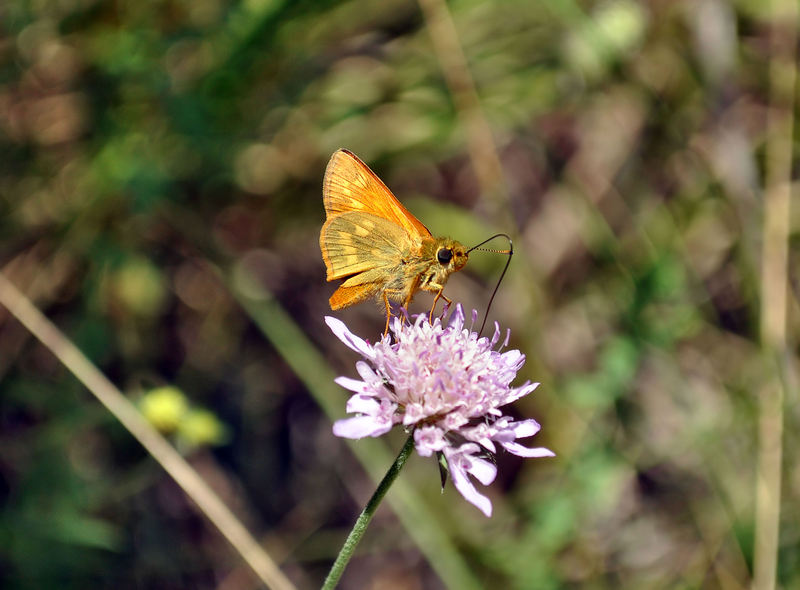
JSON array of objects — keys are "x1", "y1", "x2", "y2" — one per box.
[
  {"x1": 0, "y1": 271, "x2": 295, "y2": 590},
  {"x1": 417, "y1": 0, "x2": 510, "y2": 222},
  {"x1": 753, "y1": 1, "x2": 797, "y2": 589}
]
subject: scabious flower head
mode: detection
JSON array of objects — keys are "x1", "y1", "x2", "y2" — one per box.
[{"x1": 326, "y1": 305, "x2": 554, "y2": 517}]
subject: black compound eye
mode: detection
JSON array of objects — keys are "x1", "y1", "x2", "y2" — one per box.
[{"x1": 437, "y1": 248, "x2": 453, "y2": 265}]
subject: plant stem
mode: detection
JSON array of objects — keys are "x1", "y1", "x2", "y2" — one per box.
[
  {"x1": 753, "y1": 2, "x2": 796, "y2": 589},
  {"x1": 322, "y1": 433, "x2": 416, "y2": 589},
  {"x1": 416, "y1": 0, "x2": 510, "y2": 224},
  {"x1": 0, "y1": 272, "x2": 295, "y2": 590}
]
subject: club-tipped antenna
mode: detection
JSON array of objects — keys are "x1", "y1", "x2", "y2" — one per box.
[{"x1": 466, "y1": 233, "x2": 513, "y2": 336}]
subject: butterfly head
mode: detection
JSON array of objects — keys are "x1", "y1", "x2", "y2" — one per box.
[
  {"x1": 435, "y1": 239, "x2": 468, "y2": 273},
  {"x1": 423, "y1": 238, "x2": 468, "y2": 290}
]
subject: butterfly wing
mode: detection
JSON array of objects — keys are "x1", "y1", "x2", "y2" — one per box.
[
  {"x1": 320, "y1": 212, "x2": 410, "y2": 280},
  {"x1": 322, "y1": 149, "x2": 433, "y2": 240},
  {"x1": 321, "y1": 211, "x2": 421, "y2": 309}
]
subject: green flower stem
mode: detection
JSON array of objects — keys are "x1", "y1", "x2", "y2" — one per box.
[{"x1": 322, "y1": 433, "x2": 416, "y2": 589}]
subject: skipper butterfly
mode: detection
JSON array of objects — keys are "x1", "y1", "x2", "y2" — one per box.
[{"x1": 320, "y1": 149, "x2": 468, "y2": 334}]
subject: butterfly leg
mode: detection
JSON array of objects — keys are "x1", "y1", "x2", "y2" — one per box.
[
  {"x1": 429, "y1": 288, "x2": 452, "y2": 323},
  {"x1": 382, "y1": 291, "x2": 392, "y2": 336},
  {"x1": 380, "y1": 289, "x2": 409, "y2": 336}
]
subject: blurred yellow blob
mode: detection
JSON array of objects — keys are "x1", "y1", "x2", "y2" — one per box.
[
  {"x1": 114, "y1": 258, "x2": 168, "y2": 318},
  {"x1": 178, "y1": 409, "x2": 227, "y2": 448},
  {"x1": 140, "y1": 386, "x2": 188, "y2": 432}
]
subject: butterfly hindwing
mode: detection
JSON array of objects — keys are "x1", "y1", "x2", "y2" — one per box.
[{"x1": 320, "y1": 212, "x2": 413, "y2": 281}]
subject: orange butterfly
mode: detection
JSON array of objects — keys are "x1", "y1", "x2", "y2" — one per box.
[{"x1": 320, "y1": 149, "x2": 468, "y2": 334}]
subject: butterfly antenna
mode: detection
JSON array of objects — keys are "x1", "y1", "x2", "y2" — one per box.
[{"x1": 466, "y1": 233, "x2": 513, "y2": 336}]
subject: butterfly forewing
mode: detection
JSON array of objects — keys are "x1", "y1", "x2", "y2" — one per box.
[{"x1": 323, "y1": 149, "x2": 432, "y2": 240}]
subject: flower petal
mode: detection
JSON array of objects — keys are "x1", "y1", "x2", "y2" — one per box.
[
  {"x1": 465, "y1": 454, "x2": 497, "y2": 485},
  {"x1": 334, "y1": 376, "x2": 369, "y2": 393},
  {"x1": 507, "y1": 418, "x2": 542, "y2": 439},
  {"x1": 355, "y1": 360, "x2": 379, "y2": 382},
  {"x1": 502, "y1": 382, "x2": 539, "y2": 405},
  {"x1": 332, "y1": 415, "x2": 392, "y2": 439},
  {"x1": 344, "y1": 394, "x2": 380, "y2": 414},
  {"x1": 500, "y1": 441, "x2": 555, "y2": 458},
  {"x1": 325, "y1": 316, "x2": 374, "y2": 359},
  {"x1": 449, "y1": 468, "x2": 493, "y2": 516},
  {"x1": 444, "y1": 446, "x2": 495, "y2": 517},
  {"x1": 413, "y1": 426, "x2": 446, "y2": 457}
]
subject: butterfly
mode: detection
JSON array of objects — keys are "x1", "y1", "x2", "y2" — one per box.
[{"x1": 319, "y1": 149, "x2": 468, "y2": 334}]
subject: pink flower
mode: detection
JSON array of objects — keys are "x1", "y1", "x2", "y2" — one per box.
[{"x1": 326, "y1": 306, "x2": 554, "y2": 517}]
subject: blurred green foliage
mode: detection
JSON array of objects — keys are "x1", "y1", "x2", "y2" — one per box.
[{"x1": 1, "y1": 0, "x2": 798, "y2": 588}]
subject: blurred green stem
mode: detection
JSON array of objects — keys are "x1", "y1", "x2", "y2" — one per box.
[
  {"x1": 0, "y1": 272, "x2": 296, "y2": 590},
  {"x1": 322, "y1": 433, "x2": 416, "y2": 589},
  {"x1": 754, "y1": 1, "x2": 797, "y2": 589}
]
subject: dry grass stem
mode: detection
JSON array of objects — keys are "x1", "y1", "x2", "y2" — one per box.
[{"x1": 0, "y1": 272, "x2": 295, "y2": 590}]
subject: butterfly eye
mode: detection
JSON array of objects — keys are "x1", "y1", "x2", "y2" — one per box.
[{"x1": 437, "y1": 248, "x2": 453, "y2": 265}]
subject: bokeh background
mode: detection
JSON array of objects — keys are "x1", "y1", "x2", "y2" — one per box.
[{"x1": 1, "y1": 0, "x2": 798, "y2": 588}]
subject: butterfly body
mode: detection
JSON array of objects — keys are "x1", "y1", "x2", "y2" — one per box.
[{"x1": 320, "y1": 149, "x2": 468, "y2": 330}]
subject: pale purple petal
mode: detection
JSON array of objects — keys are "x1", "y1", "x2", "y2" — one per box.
[
  {"x1": 501, "y1": 441, "x2": 556, "y2": 457},
  {"x1": 479, "y1": 439, "x2": 497, "y2": 453},
  {"x1": 490, "y1": 322, "x2": 501, "y2": 346},
  {"x1": 403, "y1": 403, "x2": 426, "y2": 426},
  {"x1": 451, "y1": 468, "x2": 492, "y2": 516},
  {"x1": 344, "y1": 394, "x2": 381, "y2": 414},
  {"x1": 445, "y1": 444, "x2": 498, "y2": 485},
  {"x1": 355, "y1": 361, "x2": 380, "y2": 383},
  {"x1": 332, "y1": 415, "x2": 392, "y2": 439},
  {"x1": 441, "y1": 412, "x2": 468, "y2": 431},
  {"x1": 464, "y1": 454, "x2": 497, "y2": 486},
  {"x1": 334, "y1": 376, "x2": 369, "y2": 393},
  {"x1": 507, "y1": 418, "x2": 542, "y2": 439},
  {"x1": 501, "y1": 349, "x2": 523, "y2": 366},
  {"x1": 325, "y1": 316, "x2": 374, "y2": 358},
  {"x1": 460, "y1": 423, "x2": 497, "y2": 452},
  {"x1": 413, "y1": 426, "x2": 446, "y2": 457},
  {"x1": 444, "y1": 446, "x2": 495, "y2": 517},
  {"x1": 502, "y1": 382, "x2": 539, "y2": 405}
]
